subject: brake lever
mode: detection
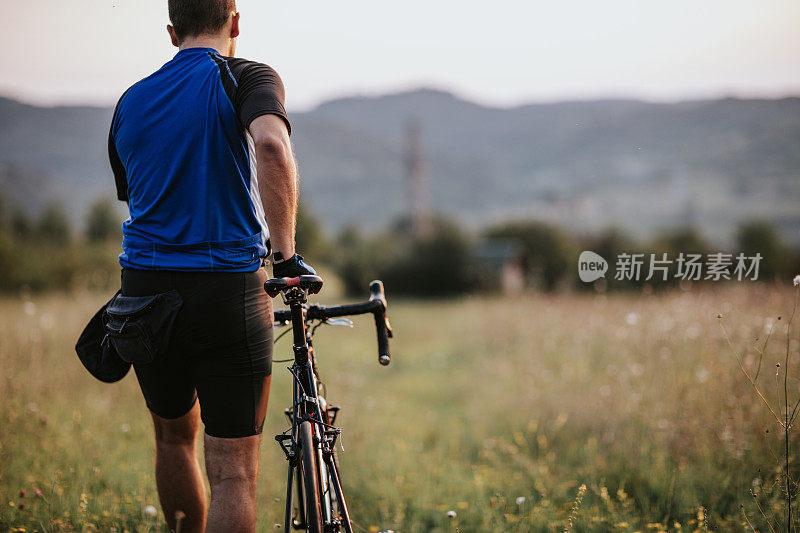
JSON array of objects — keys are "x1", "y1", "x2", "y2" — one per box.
[{"x1": 325, "y1": 317, "x2": 354, "y2": 328}]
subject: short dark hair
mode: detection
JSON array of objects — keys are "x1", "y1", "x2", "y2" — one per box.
[{"x1": 168, "y1": 0, "x2": 236, "y2": 42}]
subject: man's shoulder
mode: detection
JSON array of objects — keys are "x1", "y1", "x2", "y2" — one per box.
[
  {"x1": 223, "y1": 56, "x2": 282, "y2": 81},
  {"x1": 217, "y1": 55, "x2": 289, "y2": 131},
  {"x1": 223, "y1": 55, "x2": 271, "y2": 68},
  {"x1": 115, "y1": 62, "x2": 170, "y2": 113},
  {"x1": 112, "y1": 80, "x2": 144, "y2": 124}
]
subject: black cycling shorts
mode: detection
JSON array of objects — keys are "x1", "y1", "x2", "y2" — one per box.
[{"x1": 121, "y1": 268, "x2": 273, "y2": 438}]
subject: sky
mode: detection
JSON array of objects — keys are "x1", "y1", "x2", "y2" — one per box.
[{"x1": 1, "y1": 0, "x2": 799, "y2": 111}]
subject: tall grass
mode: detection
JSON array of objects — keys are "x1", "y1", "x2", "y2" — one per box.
[
  {"x1": 0, "y1": 284, "x2": 797, "y2": 531},
  {"x1": 720, "y1": 282, "x2": 799, "y2": 531}
]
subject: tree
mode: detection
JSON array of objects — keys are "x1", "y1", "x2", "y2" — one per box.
[
  {"x1": 86, "y1": 198, "x2": 122, "y2": 243},
  {"x1": 581, "y1": 227, "x2": 638, "y2": 291},
  {"x1": 645, "y1": 226, "x2": 711, "y2": 288},
  {"x1": 651, "y1": 226, "x2": 710, "y2": 256},
  {"x1": 333, "y1": 217, "x2": 476, "y2": 297},
  {"x1": 0, "y1": 191, "x2": 5, "y2": 233},
  {"x1": 486, "y1": 220, "x2": 577, "y2": 291},
  {"x1": 379, "y1": 218, "x2": 475, "y2": 296},
  {"x1": 10, "y1": 210, "x2": 32, "y2": 240},
  {"x1": 296, "y1": 198, "x2": 328, "y2": 260},
  {"x1": 36, "y1": 204, "x2": 71, "y2": 244},
  {"x1": 334, "y1": 224, "x2": 396, "y2": 296},
  {"x1": 736, "y1": 221, "x2": 787, "y2": 282}
]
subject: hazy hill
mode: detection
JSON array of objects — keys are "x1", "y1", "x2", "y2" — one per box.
[{"x1": 1, "y1": 90, "x2": 798, "y2": 243}]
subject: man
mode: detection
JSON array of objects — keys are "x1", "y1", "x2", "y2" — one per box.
[{"x1": 108, "y1": 1, "x2": 315, "y2": 531}]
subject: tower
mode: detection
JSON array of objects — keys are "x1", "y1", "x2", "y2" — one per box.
[{"x1": 403, "y1": 117, "x2": 432, "y2": 238}]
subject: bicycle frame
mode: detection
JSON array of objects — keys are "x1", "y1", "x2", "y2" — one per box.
[
  {"x1": 265, "y1": 276, "x2": 391, "y2": 532},
  {"x1": 274, "y1": 286, "x2": 353, "y2": 533}
]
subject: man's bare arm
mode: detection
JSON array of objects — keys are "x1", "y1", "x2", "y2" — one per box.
[{"x1": 248, "y1": 114, "x2": 297, "y2": 260}]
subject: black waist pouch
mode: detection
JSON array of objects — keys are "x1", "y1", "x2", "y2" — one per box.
[
  {"x1": 103, "y1": 290, "x2": 183, "y2": 365},
  {"x1": 76, "y1": 291, "x2": 131, "y2": 383}
]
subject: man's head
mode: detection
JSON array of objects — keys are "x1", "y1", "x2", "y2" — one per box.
[{"x1": 167, "y1": 0, "x2": 239, "y2": 54}]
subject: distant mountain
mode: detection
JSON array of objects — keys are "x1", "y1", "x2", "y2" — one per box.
[
  {"x1": 0, "y1": 162, "x2": 59, "y2": 216},
  {"x1": 1, "y1": 90, "x2": 798, "y2": 243},
  {"x1": 0, "y1": 97, "x2": 113, "y2": 224}
]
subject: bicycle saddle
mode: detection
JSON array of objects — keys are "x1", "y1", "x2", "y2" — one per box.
[{"x1": 264, "y1": 275, "x2": 324, "y2": 297}]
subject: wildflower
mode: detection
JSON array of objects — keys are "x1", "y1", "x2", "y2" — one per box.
[
  {"x1": 34, "y1": 489, "x2": 43, "y2": 498},
  {"x1": 144, "y1": 505, "x2": 158, "y2": 517},
  {"x1": 697, "y1": 506, "x2": 706, "y2": 527},
  {"x1": 793, "y1": 274, "x2": 800, "y2": 286},
  {"x1": 19, "y1": 489, "x2": 26, "y2": 498},
  {"x1": 516, "y1": 496, "x2": 526, "y2": 505},
  {"x1": 18, "y1": 502, "x2": 25, "y2": 510},
  {"x1": 446, "y1": 510, "x2": 457, "y2": 519}
]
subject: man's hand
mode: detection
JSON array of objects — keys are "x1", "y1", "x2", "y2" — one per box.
[{"x1": 272, "y1": 253, "x2": 316, "y2": 279}]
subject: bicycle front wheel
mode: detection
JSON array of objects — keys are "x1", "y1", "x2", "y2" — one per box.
[{"x1": 299, "y1": 420, "x2": 324, "y2": 533}]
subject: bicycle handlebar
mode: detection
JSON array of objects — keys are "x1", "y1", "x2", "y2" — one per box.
[
  {"x1": 369, "y1": 280, "x2": 392, "y2": 365},
  {"x1": 269, "y1": 278, "x2": 393, "y2": 366}
]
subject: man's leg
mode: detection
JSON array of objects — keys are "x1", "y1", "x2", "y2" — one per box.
[
  {"x1": 190, "y1": 270, "x2": 273, "y2": 531},
  {"x1": 151, "y1": 401, "x2": 208, "y2": 532},
  {"x1": 204, "y1": 430, "x2": 264, "y2": 532}
]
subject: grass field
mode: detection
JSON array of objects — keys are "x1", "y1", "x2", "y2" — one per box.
[{"x1": 1, "y1": 283, "x2": 799, "y2": 532}]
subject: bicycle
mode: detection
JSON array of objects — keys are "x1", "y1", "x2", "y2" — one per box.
[{"x1": 264, "y1": 275, "x2": 393, "y2": 533}]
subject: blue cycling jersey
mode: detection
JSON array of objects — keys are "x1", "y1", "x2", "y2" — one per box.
[{"x1": 108, "y1": 47, "x2": 290, "y2": 271}]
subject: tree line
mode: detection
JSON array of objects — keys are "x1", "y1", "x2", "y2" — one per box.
[
  {"x1": 0, "y1": 192, "x2": 796, "y2": 296},
  {"x1": 325, "y1": 217, "x2": 800, "y2": 296},
  {"x1": 0, "y1": 197, "x2": 122, "y2": 292}
]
